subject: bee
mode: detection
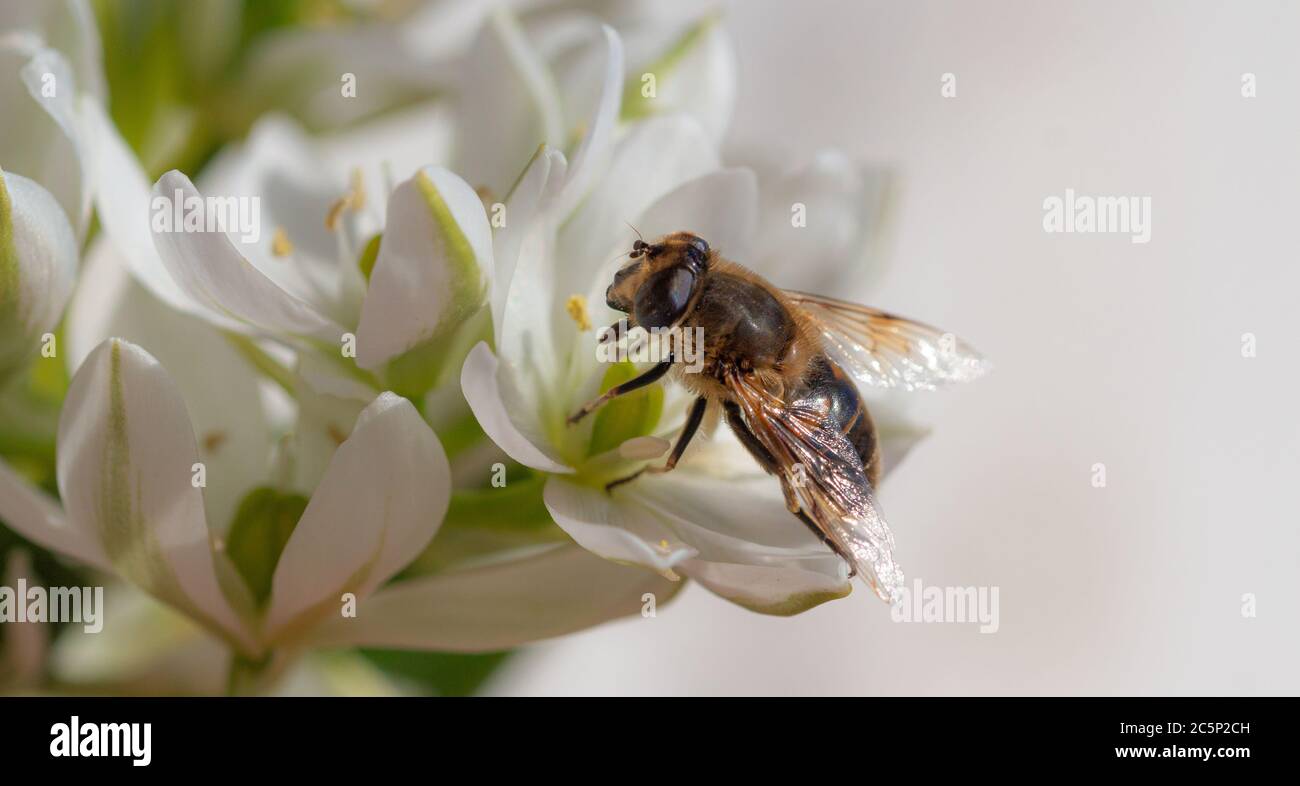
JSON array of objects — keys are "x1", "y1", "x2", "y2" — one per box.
[{"x1": 567, "y1": 231, "x2": 989, "y2": 603}]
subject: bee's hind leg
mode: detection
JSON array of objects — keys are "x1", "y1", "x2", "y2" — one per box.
[{"x1": 605, "y1": 396, "x2": 708, "y2": 492}]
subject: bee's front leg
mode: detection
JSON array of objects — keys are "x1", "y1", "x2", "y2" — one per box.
[
  {"x1": 566, "y1": 359, "x2": 673, "y2": 425},
  {"x1": 605, "y1": 396, "x2": 708, "y2": 492}
]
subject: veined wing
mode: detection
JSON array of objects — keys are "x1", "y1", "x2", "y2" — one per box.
[
  {"x1": 725, "y1": 368, "x2": 903, "y2": 603},
  {"x1": 785, "y1": 290, "x2": 990, "y2": 391}
]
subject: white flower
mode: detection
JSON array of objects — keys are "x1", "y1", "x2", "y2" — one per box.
[
  {"x1": 85, "y1": 98, "x2": 494, "y2": 402},
  {"x1": 231, "y1": 0, "x2": 734, "y2": 138},
  {"x1": 461, "y1": 22, "x2": 929, "y2": 615},
  {"x1": 0, "y1": 0, "x2": 103, "y2": 237},
  {"x1": 0, "y1": 337, "x2": 448, "y2": 666},
  {"x1": 0, "y1": 0, "x2": 104, "y2": 382},
  {"x1": 28, "y1": 248, "x2": 678, "y2": 688},
  {"x1": 453, "y1": 4, "x2": 735, "y2": 199}
]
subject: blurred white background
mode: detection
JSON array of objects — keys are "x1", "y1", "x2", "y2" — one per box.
[{"x1": 487, "y1": 0, "x2": 1300, "y2": 695}]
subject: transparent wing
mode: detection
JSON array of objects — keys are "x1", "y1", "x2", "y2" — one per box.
[
  {"x1": 725, "y1": 369, "x2": 903, "y2": 603},
  {"x1": 785, "y1": 290, "x2": 990, "y2": 391}
]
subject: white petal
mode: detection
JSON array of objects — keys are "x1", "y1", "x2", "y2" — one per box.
[
  {"x1": 12, "y1": 45, "x2": 89, "y2": 233},
  {"x1": 285, "y1": 364, "x2": 369, "y2": 495},
  {"x1": 82, "y1": 101, "x2": 235, "y2": 325},
  {"x1": 355, "y1": 166, "x2": 492, "y2": 370},
  {"x1": 56, "y1": 338, "x2": 256, "y2": 653},
  {"x1": 621, "y1": 470, "x2": 844, "y2": 569},
  {"x1": 552, "y1": 24, "x2": 624, "y2": 218},
  {"x1": 237, "y1": 24, "x2": 442, "y2": 131},
  {"x1": 317, "y1": 101, "x2": 456, "y2": 218},
  {"x1": 0, "y1": 459, "x2": 108, "y2": 570},
  {"x1": 633, "y1": 167, "x2": 757, "y2": 264},
  {"x1": 543, "y1": 475, "x2": 696, "y2": 572},
  {"x1": 197, "y1": 115, "x2": 344, "y2": 311},
  {"x1": 264, "y1": 392, "x2": 450, "y2": 643},
  {"x1": 49, "y1": 580, "x2": 227, "y2": 695},
  {"x1": 621, "y1": 18, "x2": 737, "y2": 144},
  {"x1": 491, "y1": 146, "x2": 566, "y2": 340},
  {"x1": 309, "y1": 544, "x2": 681, "y2": 652},
  {"x1": 750, "y1": 150, "x2": 893, "y2": 293},
  {"x1": 677, "y1": 559, "x2": 851, "y2": 616},
  {"x1": 149, "y1": 170, "x2": 343, "y2": 342},
  {"x1": 460, "y1": 342, "x2": 572, "y2": 473},
  {"x1": 452, "y1": 7, "x2": 565, "y2": 198},
  {"x1": 64, "y1": 239, "x2": 276, "y2": 534},
  {"x1": 545, "y1": 455, "x2": 853, "y2": 614},
  {"x1": 495, "y1": 199, "x2": 565, "y2": 430},
  {"x1": 554, "y1": 113, "x2": 717, "y2": 307},
  {"x1": 0, "y1": 169, "x2": 78, "y2": 378},
  {"x1": 0, "y1": 0, "x2": 105, "y2": 99}
]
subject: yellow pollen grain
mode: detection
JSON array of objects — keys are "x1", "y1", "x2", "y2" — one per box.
[
  {"x1": 565, "y1": 294, "x2": 593, "y2": 332},
  {"x1": 271, "y1": 227, "x2": 294, "y2": 257}
]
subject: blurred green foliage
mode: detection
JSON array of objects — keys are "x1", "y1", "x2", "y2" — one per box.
[
  {"x1": 361, "y1": 649, "x2": 512, "y2": 697},
  {"x1": 93, "y1": 0, "x2": 362, "y2": 178}
]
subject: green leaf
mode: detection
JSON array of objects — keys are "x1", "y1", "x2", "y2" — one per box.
[{"x1": 224, "y1": 486, "x2": 309, "y2": 606}]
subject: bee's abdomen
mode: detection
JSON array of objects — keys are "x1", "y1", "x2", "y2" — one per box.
[
  {"x1": 793, "y1": 356, "x2": 881, "y2": 487},
  {"x1": 694, "y1": 273, "x2": 797, "y2": 370}
]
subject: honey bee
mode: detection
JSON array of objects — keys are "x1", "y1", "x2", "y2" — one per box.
[{"x1": 567, "y1": 231, "x2": 989, "y2": 603}]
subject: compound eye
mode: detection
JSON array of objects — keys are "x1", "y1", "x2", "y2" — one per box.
[
  {"x1": 685, "y1": 236, "x2": 710, "y2": 267},
  {"x1": 633, "y1": 265, "x2": 697, "y2": 329}
]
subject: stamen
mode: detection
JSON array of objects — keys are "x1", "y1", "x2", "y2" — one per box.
[
  {"x1": 325, "y1": 198, "x2": 347, "y2": 231},
  {"x1": 325, "y1": 169, "x2": 368, "y2": 231},
  {"x1": 271, "y1": 227, "x2": 294, "y2": 257},
  {"x1": 565, "y1": 294, "x2": 593, "y2": 332},
  {"x1": 349, "y1": 167, "x2": 367, "y2": 211}
]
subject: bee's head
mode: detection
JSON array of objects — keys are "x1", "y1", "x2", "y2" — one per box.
[{"x1": 605, "y1": 231, "x2": 711, "y2": 329}]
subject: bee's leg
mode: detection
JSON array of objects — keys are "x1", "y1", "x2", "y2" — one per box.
[
  {"x1": 605, "y1": 396, "x2": 708, "y2": 492},
  {"x1": 567, "y1": 360, "x2": 673, "y2": 425}
]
